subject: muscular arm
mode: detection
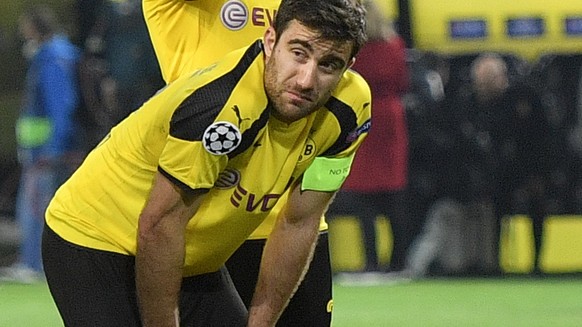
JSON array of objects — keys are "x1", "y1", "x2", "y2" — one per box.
[
  {"x1": 247, "y1": 183, "x2": 335, "y2": 327},
  {"x1": 136, "y1": 171, "x2": 206, "y2": 327}
]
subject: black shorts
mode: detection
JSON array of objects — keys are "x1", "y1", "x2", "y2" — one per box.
[
  {"x1": 42, "y1": 225, "x2": 246, "y2": 327},
  {"x1": 226, "y1": 232, "x2": 333, "y2": 327}
]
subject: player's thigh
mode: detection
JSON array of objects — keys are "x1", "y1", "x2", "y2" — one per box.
[
  {"x1": 226, "y1": 234, "x2": 333, "y2": 326},
  {"x1": 179, "y1": 266, "x2": 247, "y2": 327},
  {"x1": 225, "y1": 239, "x2": 264, "y2": 307},
  {"x1": 42, "y1": 225, "x2": 141, "y2": 327}
]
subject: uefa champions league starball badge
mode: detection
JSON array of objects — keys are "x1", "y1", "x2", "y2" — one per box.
[{"x1": 202, "y1": 121, "x2": 242, "y2": 155}]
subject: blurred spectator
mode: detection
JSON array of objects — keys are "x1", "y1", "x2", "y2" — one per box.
[
  {"x1": 403, "y1": 53, "x2": 553, "y2": 277},
  {"x1": 402, "y1": 50, "x2": 449, "y2": 257},
  {"x1": 402, "y1": 53, "x2": 504, "y2": 277},
  {"x1": 428, "y1": 53, "x2": 508, "y2": 276},
  {"x1": 329, "y1": 0, "x2": 410, "y2": 273},
  {"x1": 77, "y1": 0, "x2": 163, "y2": 148},
  {"x1": 0, "y1": 5, "x2": 81, "y2": 283}
]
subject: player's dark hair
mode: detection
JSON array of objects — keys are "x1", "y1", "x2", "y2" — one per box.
[{"x1": 273, "y1": 0, "x2": 367, "y2": 59}]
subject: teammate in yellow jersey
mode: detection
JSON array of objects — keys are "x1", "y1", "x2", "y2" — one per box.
[
  {"x1": 142, "y1": 0, "x2": 343, "y2": 325},
  {"x1": 143, "y1": 0, "x2": 282, "y2": 83},
  {"x1": 42, "y1": 0, "x2": 370, "y2": 325}
]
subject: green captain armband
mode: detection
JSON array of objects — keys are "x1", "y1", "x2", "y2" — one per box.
[{"x1": 301, "y1": 155, "x2": 355, "y2": 192}]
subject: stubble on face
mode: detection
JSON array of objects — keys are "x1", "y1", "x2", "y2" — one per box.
[
  {"x1": 263, "y1": 22, "x2": 353, "y2": 124},
  {"x1": 264, "y1": 45, "x2": 320, "y2": 124}
]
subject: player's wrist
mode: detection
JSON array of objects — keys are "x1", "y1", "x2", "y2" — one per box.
[{"x1": 247, "y1": 305, "x2": 279, "y2": 327}]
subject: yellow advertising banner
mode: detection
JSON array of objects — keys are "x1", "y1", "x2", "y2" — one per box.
[{"x1": 410, "y1": 0, "x2": 582, "y2": 61}]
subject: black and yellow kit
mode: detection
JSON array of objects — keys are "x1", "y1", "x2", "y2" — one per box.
[
  {"x1": 144, "y1": 0, "x2": 331, "y2": 240},
  {"x1": 46, "y1": 40, "x2": 372, "y2": 276}
]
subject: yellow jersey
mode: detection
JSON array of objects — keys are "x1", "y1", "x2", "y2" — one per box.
[
  {"x1": 46, "y1": 41, "x2": 372, "y2": 276},
  {"x1": 144, "y1": 0, "x2": 335, "y2": 238}
]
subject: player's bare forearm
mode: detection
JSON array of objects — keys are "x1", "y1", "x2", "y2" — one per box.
[
  {"x1": 247, "y1": 188, "x2": 334, "y2": 326},
  {"x1": 135, "y1": 172, "x2": 204, "y2": 327},
  {"x1": 136, "y1": 220, "x2": 184, "y2": 327},
  {"x1": 247, "y1": 212, "x2": 319, "y2": 326}
]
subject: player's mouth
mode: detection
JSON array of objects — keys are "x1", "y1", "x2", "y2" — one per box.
[{"x1": 286, "y1": 90, "x2": 314, "y2": 106}]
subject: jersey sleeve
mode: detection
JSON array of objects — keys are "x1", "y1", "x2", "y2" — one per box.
[{"x1": 158, "y1": 134, "x2": 228, "y2": 192}]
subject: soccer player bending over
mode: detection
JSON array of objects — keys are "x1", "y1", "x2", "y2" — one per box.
[
  {"x1": 42, "y1": 0, "x2": 370, "y2": 325},
  {"x1": 142, "y1": 0, "x2": 348, "y2": 325}
]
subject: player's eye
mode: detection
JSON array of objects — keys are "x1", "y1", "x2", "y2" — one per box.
[
  {"x1": 319, "y1": 60, "x2": 342, "y2": 74},
  {"x1": 291, "y1": 49, "x2": 308, "y2": 61}
]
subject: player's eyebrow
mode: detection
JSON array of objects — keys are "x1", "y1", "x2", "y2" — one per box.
[
  {"x1": 288, "y1": 38, "x2": 313, "y2": 51},
  {"x1": 288, "y1": 38, "x2": 348, "y2": 68}
]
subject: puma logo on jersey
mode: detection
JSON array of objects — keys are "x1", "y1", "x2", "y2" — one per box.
[{"x1": 232, "y1": 105, "x2": 250, "y2": 126}]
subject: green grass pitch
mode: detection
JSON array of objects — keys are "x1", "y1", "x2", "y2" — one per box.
[{"x1": 1, "y1": 278, "x2": 582, "y2": 326}]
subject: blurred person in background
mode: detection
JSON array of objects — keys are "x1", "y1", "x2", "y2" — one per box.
[
  {"x1": 0, "y1": 5, "x2": 81, "y2": 283},
  {"x1": 403, "y1": 53, "x2": 551, "y2": 277},
  {"x1": 76, "y1": 0, "x2": 163, "y2": 149},
  {"x1": 400, "y1": 50, "x2": 449, "y2": 272},
  {"x1": 329, "y1": 0, "x2": 410, "y2": 274},
  {"x1": 463, "y1": 53, "x2": 553, "y2": 275},
  {"x1": 397, "y1": 54, "x2": 506, "y2": 278},
  {"x1": 434, "y1": 53, "x2": 507, "y2": 276}
]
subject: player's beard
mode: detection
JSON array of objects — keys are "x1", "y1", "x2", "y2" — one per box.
[{"x1": 264, "y1": 54, "x2": 328, "y2": 123}]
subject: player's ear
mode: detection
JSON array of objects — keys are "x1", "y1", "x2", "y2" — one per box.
[
  {"x1": 347, "y1": 57, "x2": 356, "y2": 70},
  {"x1": 263, "y1": 26, "x2": 276, "y2": 58}
]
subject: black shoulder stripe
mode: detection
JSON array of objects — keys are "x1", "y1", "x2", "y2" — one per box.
[
  {"x1": 321, "y1": 96, "x2": 358, "y2": 156},
  {"x1": 169, "y1": 40, "x2": 264, "y2": 141},
  {"x1": 227, "y1": 104, "x2": 271, "y2": 159}
]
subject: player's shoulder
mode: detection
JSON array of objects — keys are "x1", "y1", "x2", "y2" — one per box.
[
  {"x1": 336, "y1": 69, "x2": 372, "y2": 101},
  {"x1": 308, "y1": 70, "x2": 371, "y2": 157},
  {"x1": 330, "y1": 69, "x2": 372, "y2": 120},
  {"x1": 164, "y1": 40, "x2": 268, "y2": 141}
]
